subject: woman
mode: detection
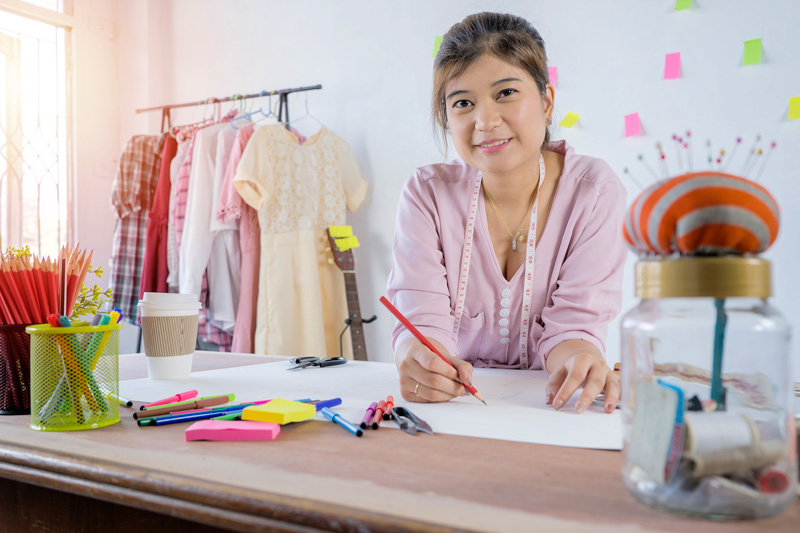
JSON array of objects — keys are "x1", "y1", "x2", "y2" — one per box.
[{"x1": 387, "y1": 12, "x2": 627, "y2": 414}]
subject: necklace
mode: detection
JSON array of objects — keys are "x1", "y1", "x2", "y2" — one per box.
[{"x1": 483, "y1": 172, "x2": 539, "y2": 252}]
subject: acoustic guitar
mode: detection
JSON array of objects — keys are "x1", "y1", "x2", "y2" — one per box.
[{"x1": 326, "y1": 227, "x2": 376, "y2": 361}]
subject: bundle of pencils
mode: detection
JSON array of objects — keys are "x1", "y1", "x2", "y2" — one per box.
[{"x1": 0, "y1": 245, "x2": 93, "y2": 325}]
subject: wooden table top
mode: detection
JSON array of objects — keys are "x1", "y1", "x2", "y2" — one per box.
[{"x1": 0, "y1": 352, "x2": 796, "y2": 532}]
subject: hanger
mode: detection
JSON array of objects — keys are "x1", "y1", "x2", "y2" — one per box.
[
  {"x1": 287, "y1": 91, "x2": 322, "y2": 131},
  {"x1": 231, "y1": 90, "x2": 277, "y2": 130}
]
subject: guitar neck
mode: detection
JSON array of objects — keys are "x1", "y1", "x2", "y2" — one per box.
[{"x1": 343, "y1": 272, "x2": 368, "y2": 361}]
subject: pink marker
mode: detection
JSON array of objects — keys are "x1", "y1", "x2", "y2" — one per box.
[{"x1": 143, "y1": 389, "x2": 199, "y2": 408}]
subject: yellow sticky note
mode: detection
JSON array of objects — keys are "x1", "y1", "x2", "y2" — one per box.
[
  {"x1": 335, "y1": 236, "x2": 360, "y2": 251},
  {"x1": 559, "y1": 112, "x2": 580, "y2": 128},
  {"x1": 241, "y1": 399, "x2": 316, "y2": 425},
  {"x1": 743, "y1": 38, "x2": 762, "y2": 66},
  {"x1": 789, "y1": 96, "x2": 800, "y2": 120},
  {"x1": 433, "y1": 35, "x2": 443, "y2": 59},
  {"x1": 328, "y1": 225, "x2": 352, "y2": 238},
  {"x1": 674, "y1": 0, "x2": 691, "y2": 10}
]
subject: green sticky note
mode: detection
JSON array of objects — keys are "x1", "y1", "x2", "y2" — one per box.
[
  {"x1": 433, "y1": 35, "x2": 443, "y2": 59},
  {"x1": 559, "y1": 112, "x2": 580, "y2": 128},
  {"x1": 743, "y1": 38, "x2": 762, "y2": 65},
  {"x1": 789, "y1": 96, "x2": 800, "y2": 120},
  {"x1": 674, "y1": 0, "x2": 691, "y2": 10}
]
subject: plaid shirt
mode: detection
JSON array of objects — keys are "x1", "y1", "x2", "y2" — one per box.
[{"x1": 110, "y1": 135, "x2": 165, "y2": 324}]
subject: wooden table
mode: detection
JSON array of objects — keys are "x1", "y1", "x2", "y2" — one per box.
[{"x1": 0, "y1": 352, "x2": 797, "y2": 532}]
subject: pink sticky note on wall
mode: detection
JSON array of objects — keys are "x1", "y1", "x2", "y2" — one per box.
[
  {"x1": 548, "y1": 66, "x2": 558, "y2": 87},
  {"x1": 625, "y1": 113, "x2": 641, "y2": 137},
  {"x1": 185, "y1": 420, "x2": 281, "y2": 442},
  {"x1": 664, "y1": 52, "x2": 681, "y2": 79}
]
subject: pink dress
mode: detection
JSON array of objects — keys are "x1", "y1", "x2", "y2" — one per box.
[{"x1": 387, "y1": 140, "x2": 627, "y2": 369}]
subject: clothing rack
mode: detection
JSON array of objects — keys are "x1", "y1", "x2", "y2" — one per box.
[{"x1": 135, "y1": 84, "x2": 323, "y2": 132}]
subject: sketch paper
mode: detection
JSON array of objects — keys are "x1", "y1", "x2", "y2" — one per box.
[{"x1": 121, "y1": 360, "x2": 623, "y2": 450}]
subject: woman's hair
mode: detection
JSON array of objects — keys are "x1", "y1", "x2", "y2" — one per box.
[{"x1": 432, "y1": 12, "x2": 551, "y2": 152}]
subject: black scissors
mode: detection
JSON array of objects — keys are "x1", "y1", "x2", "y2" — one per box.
[
  {"x1": 390, "y1": 406, "x2": 433, "y2": 435},
  {"x1": 287, "y1": 356, "x2": 347, "y2": 371}
]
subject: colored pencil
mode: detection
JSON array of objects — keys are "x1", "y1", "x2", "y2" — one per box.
[{"x1": 379, "y1": 296, "x2": 487, "y2": 404}]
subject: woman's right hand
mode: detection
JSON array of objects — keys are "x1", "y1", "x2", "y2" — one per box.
[{"x1": 395, "y1": 337, "x2": 475, "y2": 403}]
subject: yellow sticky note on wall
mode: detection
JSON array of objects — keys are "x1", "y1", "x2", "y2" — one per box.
[
  {"x1": 335, "y1": 236, "x2": 360, "y2": 251},
  {"x1": 559, "y1": 112, "x2": 580, "y2": 128},
  {"x1": 328, "y1": 225, "x2": 352, "y2": 238},
  {"x1": 674, "y1": 0, "x2": 691, "y2": 10},
  {"x1": 789, "y1": 96, "x2": 800, "y2": 120},
  {"x1": 743, "y1": 38, "x2": 762, "y2": 65},
  {"x1": 433, "y1": 35, "x2": 443, "y2": 59}
]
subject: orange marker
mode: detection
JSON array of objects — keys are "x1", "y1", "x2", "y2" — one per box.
[
  {"x1": 382, "y1": 395, "x2": 395, "y2": 420},
  {"x1": 371, "y1": 400, "x2": 386, "y2": 429}
]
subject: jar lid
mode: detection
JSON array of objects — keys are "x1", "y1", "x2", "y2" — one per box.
[{"x1": 636, "y1": 257, "x2": 771, "y2": 299}]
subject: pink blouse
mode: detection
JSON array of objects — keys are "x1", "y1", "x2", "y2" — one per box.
[{"x1": 387, "y1": 141, "x2": 627, "y2": 370}]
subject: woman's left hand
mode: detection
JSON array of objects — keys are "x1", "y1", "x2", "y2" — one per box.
[{"x1": 544, "y1": 339, "x2": 619, "y2": 414}]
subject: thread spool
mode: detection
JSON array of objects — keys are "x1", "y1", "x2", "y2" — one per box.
[
  {"x1": 685, "y1": 441, "x2": 784, "y2": 478},
  {"x1": 684, "y1": 412, "x2": 758, "y2": 456}
]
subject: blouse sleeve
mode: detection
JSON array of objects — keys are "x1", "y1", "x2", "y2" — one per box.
[
  {"x1": 537, "y1": 172, "x2": 628, "y2": 360},
  {"x1": 233, "y1": 128, "x2": 272, "y2": 210},
  {"x1": 386, "y1": 173, "x2": 458, "y2": 358},
  {"x1": 339, "y1": 144, "x2": 368, "y2": 212}
]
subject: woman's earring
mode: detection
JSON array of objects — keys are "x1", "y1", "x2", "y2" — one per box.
[{"x1": 547, "y1": 118, "x2": 553, "y2": 126}]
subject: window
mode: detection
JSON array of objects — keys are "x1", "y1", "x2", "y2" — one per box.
[{"x1": 0, "y1": 6, "x2": 70, "y2": 256}]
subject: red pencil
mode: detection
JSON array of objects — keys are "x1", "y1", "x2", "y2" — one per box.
[{"x1": 379, "y1": 296, "x2": 486, "y2": 404}]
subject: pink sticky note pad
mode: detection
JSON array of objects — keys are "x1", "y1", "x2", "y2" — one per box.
[
  {"x1": 625, "y1": 113, "x2": 641, "y2": 137},
  {"x1": 548, "y1": 66, "x2": 558, "y2": 87},
  {"x1": 185, "y1": 420, "x2": 281, "y2": 442},
  {"x1": 664, "y1": 52, "x2": 681, "y2": 79}
]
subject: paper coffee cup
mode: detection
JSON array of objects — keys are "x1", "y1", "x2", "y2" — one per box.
[{"x1": 138, "y1": 299, "x2": 200, "y2": 380}]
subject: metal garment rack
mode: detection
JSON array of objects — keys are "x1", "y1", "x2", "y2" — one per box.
[
  {"x1": 132, "y1": 84, "x2": 322, "y2": 352},
  {"x1": 135, "y1": 84, "x2": 323, "y2": 132}
]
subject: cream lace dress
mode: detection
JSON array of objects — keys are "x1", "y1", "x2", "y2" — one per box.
[{"x1": 234, "y1": 124, "x2": 368, "y2": 357}]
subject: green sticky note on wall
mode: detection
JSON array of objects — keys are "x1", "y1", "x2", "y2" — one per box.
[
  {"x1": 743, "y1": 38, "x2": 762, "y2": 65},
  {"x1": 433, "y1": 35, "x2": 443, "y2": 59},
  {"x1": 789, "y1": 96, "x2": 800, "y2": 120},
  {"x1": 559, "y1": 112, "x2": 580, "y2": 128},
  {"x1": 674, "y1": 0, "x2": 691, "y2": 10}
]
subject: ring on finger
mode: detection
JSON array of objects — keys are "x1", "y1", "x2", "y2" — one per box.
[{"x1": 414, "y1": 382, "x2": 420, "y2": 397}]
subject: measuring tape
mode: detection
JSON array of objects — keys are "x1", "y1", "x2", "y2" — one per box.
[{"x1": 452, "y1": 154, "x2": 545, "y2": 369}]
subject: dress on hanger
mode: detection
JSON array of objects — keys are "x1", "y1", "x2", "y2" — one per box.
[
  {"x1": 234, "y1": 124, "x2": 367, "y2": 357},
  {"x1": 109, "y1": 134, "x2": 165, "y2": 324}
]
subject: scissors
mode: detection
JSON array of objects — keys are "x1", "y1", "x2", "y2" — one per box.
[
  {"x1": 390, "y1": 406, "x2": 433, "y2": 435},
  {"x1": 287, "y1": 356, "x2": 347, "y2": 371}
]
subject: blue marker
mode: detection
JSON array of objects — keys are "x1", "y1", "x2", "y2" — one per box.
[
  {"x1": 320, "y1": 407, "x2": 363, "y2": 437},
  {"x1": 312, "y1": 398, "x2": 342, "y2": 411}
]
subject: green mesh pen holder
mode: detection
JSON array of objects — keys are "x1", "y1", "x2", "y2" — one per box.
[
  {"x1": 26, "y1": 323, "x2": 122, "y2": 431},
  {"x1": 0, "y1": 324, "x2": 32, "y2": 415}
]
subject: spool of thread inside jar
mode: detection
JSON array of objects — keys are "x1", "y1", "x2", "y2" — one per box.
[{"x1": 684, "y1": 411, "x2": 758, "y2": 456}]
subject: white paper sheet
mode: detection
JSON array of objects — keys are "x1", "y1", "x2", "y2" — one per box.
[{"x1": 120, "y1": 360, "x2": 622, "y2": 450}]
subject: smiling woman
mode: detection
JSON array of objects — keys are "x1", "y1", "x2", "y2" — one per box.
[{"x1": 386, "y1": 12, "x2": 628, "y2": 415}]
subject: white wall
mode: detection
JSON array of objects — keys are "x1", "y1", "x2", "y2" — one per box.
[{"x1": 106, "y1": 0, "x2": 800, "y2": 379}]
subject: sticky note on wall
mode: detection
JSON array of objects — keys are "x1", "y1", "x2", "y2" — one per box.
[
  {"x1": 625, "y1": 113, "x2": 641, "y2": 137},
  {"x1": 548, "y1": 66, "x2": 558, "y2": 87},
  {"x1": 674, "y1": 0, "x2": 691, "y2": 10},
  {"x1": 789, "y1": 96, "x2": 800, "y2": 120},
  {"x1": 559, "y1": 112, "x2": 580, "y2": 128},
  {"x1": 743, "y1": 39, "x2": 762, "y2": 65},
  {"x1": 433, "y1": 35, "x2": 443, "y2": 59},
  {"x1": 664, "y1": 52, "x2": 681, "y2": 79}
]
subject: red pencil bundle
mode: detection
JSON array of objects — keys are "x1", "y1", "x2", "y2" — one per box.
[{"x1": 0, "y1": 245, "x2": 94, "y2": 325}]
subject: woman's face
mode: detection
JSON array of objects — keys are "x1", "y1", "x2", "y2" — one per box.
[{"x1": 444, "y1": 53, "x2": 554, "y2": 177}]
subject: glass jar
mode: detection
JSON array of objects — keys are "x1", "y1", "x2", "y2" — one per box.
[{"x1": 621, "y1": 257, "x2": 796, "y2": 520}]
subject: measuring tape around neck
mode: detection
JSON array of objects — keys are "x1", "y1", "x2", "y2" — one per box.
[{"x1": 452, "y1": 154, "x2": 546, "y2": 369}]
